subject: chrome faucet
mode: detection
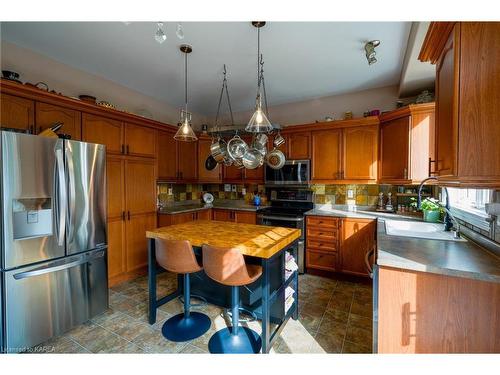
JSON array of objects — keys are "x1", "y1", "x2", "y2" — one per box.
[{"x1": 417, "y1": 177, "x2": 459, "y2": 237}]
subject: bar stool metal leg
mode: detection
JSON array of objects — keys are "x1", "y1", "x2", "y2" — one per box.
[
  {"x1": 161, "y1": 273, "x2": 211, "y2": 342},
  {"x1": 208, "y1": 286, "x2": 262, "y2": 354}
]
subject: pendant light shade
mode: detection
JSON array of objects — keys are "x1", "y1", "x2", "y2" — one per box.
[
  {"x1": 174, "y1": 115, "x2": 197, "y2": 141},
  {"x1": 174, "y1": 44, "x2": 197, "y2": 142},
  {"x1": 246, "y1": 95, "x2": 272, "y2": 133}
]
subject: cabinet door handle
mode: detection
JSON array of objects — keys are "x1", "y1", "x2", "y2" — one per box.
[
  {"x1": 127, "y1": 211, "x2": 131, "y2": 221},
  {"x1": 122, "y1": 211, "x2": 125, "y2": 221},
  {"x1": 126, "y1": 145, "x2": 130, "y2": 154},
  {"x1": 428, "y1": 158, "x2": 436, "y2": 177},
  {"x1": 403, "y1": 168, "x2": 408, "y2": 179},
  {"x1": 121, "y1": 144, "x2": 125, "y2": 154}
]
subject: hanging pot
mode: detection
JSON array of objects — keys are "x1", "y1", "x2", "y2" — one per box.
[
  {"x1": 273, "y1": 132, "x2": 285, "y2": 147},
  {"x1": 210, "y1": 137, "x2": 228, "y2": 163},
  {"x1": 227, "y1": 134, "x2": 249, "y2": 160},
  {"x1": 266, "y1": 148, "x2": 286, "y2": 170},
  {"x1": 254, "y1": 133, "x2": 268, "y2": 148},
  {"x1": 205, "y1": 155, "x2": 218, "y2": 171},
  {"x1": 242, "y1": 148, "x2": 264, "y2": 169}
]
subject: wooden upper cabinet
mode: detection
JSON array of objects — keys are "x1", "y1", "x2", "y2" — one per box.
[
  {"x1": 0, "y1": 93, "x2": 34, "y2": 132},
  {"x1": 198, "y1": 137, "x2": 221, "y2": 182},
  {"x1": 157, "y1": 130, "x2": 177, "y2": 181},
  {"x1": 223, "y1": 165, "x2": 243, "y2": 182},
  {"x1": 420, "y1": 22, "x2": 500, "y2": 187},
  {"x1": 311, "y1": 129, "x2": 342, "y2": 182},
  {"x1": 36, "y1": 102, "x2": 81, "y2": 140},
  {"x1": 244, "y1": 165, "x2": 264, "y2": 182},
  {"x1": 82, "y1": 113, "x2": 123, "y2": 155},
  {"x1": 434, "y1": 24, "x2": 459, "y2": 178},
  {"x1": 124, "y1": 158, "x2": 156, "y2": 215},
  {"x1": 339, "y1": 218, "x2": 375, "y2": 277},
  {"x1": 343, "y1": 125, "x2": 378, "y2": 181},
  {"x1": 379, "y1": 116, "x2": 410, "y2": 182},
  {"x1": 125, "y1": 123, "x2": 157, "y2": 158},
  {"x1": 177, "y1": 140, "x2": 198, "y2": 181},
  {"x1": 286, "y1": 132, "x2": 311, "y2": 159},
  {"x1": 457, "y1": 22, "x2": 500, "y2": 182}
]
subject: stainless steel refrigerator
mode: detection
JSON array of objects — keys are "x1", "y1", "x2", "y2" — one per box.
[{"x1": 0, "y1": 131, "x2": 108, "y2": 353}]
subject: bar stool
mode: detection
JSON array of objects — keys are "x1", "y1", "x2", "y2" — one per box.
[
  {"x1": 155, "y1": 239, "x2": 211, "y2": 342},
  {"x1": 202, "y1": 244, "x2": 262, "y2": 354}
]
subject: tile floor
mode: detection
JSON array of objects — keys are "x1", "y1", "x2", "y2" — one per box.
[{"x1": 32, "y1": 273, "x2": 373, "y2": 354}]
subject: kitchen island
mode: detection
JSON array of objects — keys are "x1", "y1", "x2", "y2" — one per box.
[{"x1": 146, "y1": 220, "x2": 301, "y2": 353}]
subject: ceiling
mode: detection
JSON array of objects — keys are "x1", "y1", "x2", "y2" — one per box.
[{"x1": 1, "y1": 22, "x2": 412, "y2": 115}]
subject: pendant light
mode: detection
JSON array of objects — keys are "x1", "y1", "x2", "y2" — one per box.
[
  {"x1": 245, "y1": 21, "x2": 273, "y2": 133},
  {"x1": 174, "y1": 44, "x2": 198, "y2": 142}
]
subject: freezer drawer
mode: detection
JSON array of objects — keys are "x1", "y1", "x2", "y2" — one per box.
[{"x1": 2, "y1": 249, "x2": 108, "y2": 353}]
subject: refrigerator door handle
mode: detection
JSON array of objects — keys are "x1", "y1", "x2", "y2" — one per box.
[
  {"x1": 66, "y1": 144, "x2": 76, "y2": 243},
  {"x1": 55, "y1": 148, "x2": 67, "y2": 246},
  {"x1": 12, "y1": 250, "x2": 105, "y2": 280}
]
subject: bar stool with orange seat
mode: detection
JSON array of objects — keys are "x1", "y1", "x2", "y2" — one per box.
[
  {"x1": 155, "y1": 239, "x2": 211, "y2": 342},
  {"x1": 202, "y1": 244, "x2": 262, "y2": 354}
]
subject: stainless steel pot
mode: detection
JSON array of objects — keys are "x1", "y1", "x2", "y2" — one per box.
[
  {"x1": 254, "y1": 133, "x2": 268, "y2": 148},
  {"x1": 210, "y1": 137, "x2": 228, "y2": 163},
  {"x1": 273, "y1": 132, "x2": 285, "y2": 147},
  {"x1": 242, "y1": 148, "x2": 264, "y2": 169},
  {"x1": 227, "y1": 134, "x2": 249, "y2": 160},
  {"x1": 266, "y1": 148, "x2": 286, "y2": 169}
]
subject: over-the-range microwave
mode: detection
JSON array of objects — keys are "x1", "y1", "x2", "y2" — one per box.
[{"x1": 264, "y1": 159, "x2": 310, "y2": 185}]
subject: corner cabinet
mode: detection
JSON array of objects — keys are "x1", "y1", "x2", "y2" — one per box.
[
  {"x1": 419, "y1": 22, "x2": 500, "y2": 187},
  {"x1": 379, "y1": 103, "x2": 435, "y2": 184}
]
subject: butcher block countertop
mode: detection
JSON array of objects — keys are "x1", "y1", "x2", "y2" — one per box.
[{"x1": 146, "y1": 220, "x2": 301, "y2": 259}]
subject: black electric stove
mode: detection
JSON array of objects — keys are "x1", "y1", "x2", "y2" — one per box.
[{"x1": 257, "y1": 188, "x2": 314, "y2": 273}]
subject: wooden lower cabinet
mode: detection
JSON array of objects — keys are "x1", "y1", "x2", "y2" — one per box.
[
  {"x1": 306, "y1": 215, "x2": 375, "y2": 277},
  {"x1": 158, "y1": 209, "x2": 213, "y2": 227},
  {"x1": 212, "y1": 208, "x2": 233, "y2": 222},
  {"x1": 339, "y1": 218, "x2": 376, "y2": 276},
  {"x1": 125, "y1": 213, "x2": 157, "y2": 272},
  {"x1": 234, "y1": 211, "x2": 257, "y2": 224},
  {"x1": 377, "y1": 266, "x2": 500, "y2": 353},
  {"x1": 107, "y1": 218, "x2": 126, "y2": 280}
]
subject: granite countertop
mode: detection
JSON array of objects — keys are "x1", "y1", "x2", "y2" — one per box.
[
  {"x1": 158, "y1": 200, "x2": 265, "y2": 215},
  {"x1": 305, "y1": 205, "x2": 500, "y2": 283},
  {"x1": 146, "y1": 220, "x2": 300, "y2": 259}
]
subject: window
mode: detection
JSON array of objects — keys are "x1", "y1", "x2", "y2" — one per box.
[{"x1": 443, "y1": 188, "x2": 492, "y2": 230}]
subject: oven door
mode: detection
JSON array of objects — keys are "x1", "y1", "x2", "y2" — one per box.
[{"x1": 265, "y1": 159, "x2": 310, "y2": 185}]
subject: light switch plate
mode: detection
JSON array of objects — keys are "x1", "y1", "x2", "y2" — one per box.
[
  {"x1": 224, "y1": 184, "x2": 231, "y2": 192},
  {"x1": 347, "y1": 189, "x2": 354, "y2": 199}
]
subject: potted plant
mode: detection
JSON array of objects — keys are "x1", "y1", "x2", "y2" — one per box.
[{"x1": 410, "y1": 197, "x2": 443, "y2": 223}]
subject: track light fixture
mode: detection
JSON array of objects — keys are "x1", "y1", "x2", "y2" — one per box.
[{"x1": 365, "y1": 40, "x2": 380, "y2": 65}]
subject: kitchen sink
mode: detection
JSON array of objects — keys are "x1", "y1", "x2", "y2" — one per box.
[{"x1": 384, "y1": 220, "x2": 466, "y2": 241}]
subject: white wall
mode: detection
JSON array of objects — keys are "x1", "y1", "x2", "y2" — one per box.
[
  {"x1": 2, "y1": 41, "x2": 400, "y2": 129},
  {"x1": 0, "y1": 41, "x2": 209, "y2": 126},
  {"x1": 216, "y1": 85, "x2": 399, "y2": 127}
]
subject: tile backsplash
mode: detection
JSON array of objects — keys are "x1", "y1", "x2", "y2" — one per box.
[{"x1": 157, "y1": 183, "x2": 266, "y2": 206}]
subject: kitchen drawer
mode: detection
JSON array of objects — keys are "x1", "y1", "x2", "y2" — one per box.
[
  {"x1": 306, "y1": 227, "x2": 338, "y2": 241},
  {"x1": 306, "y1": 250, "x2": 337, "y2": 272},
  {"x1": 306, "y1": 239, "x2": 337, "y2": 252},
  {"x1": 306, "y1": 216, "x2": 339, "y2": 229}
]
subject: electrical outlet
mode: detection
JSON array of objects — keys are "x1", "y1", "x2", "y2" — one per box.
[
  {"x1": 242, "y1": 188, "x2": 246, "y2": 195},
  {"x1": 231, "y1": 185, "x2": 237, "y2": 192},
  {"x1": 168, "y1": 188, "x2": 173, "y2": 195},
  {"x1": 224, "y1": 184, "x2": 231, "y2": 192},
  {"x1": 347, "y1": 189, "x2": 354, "y2": 199}
]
